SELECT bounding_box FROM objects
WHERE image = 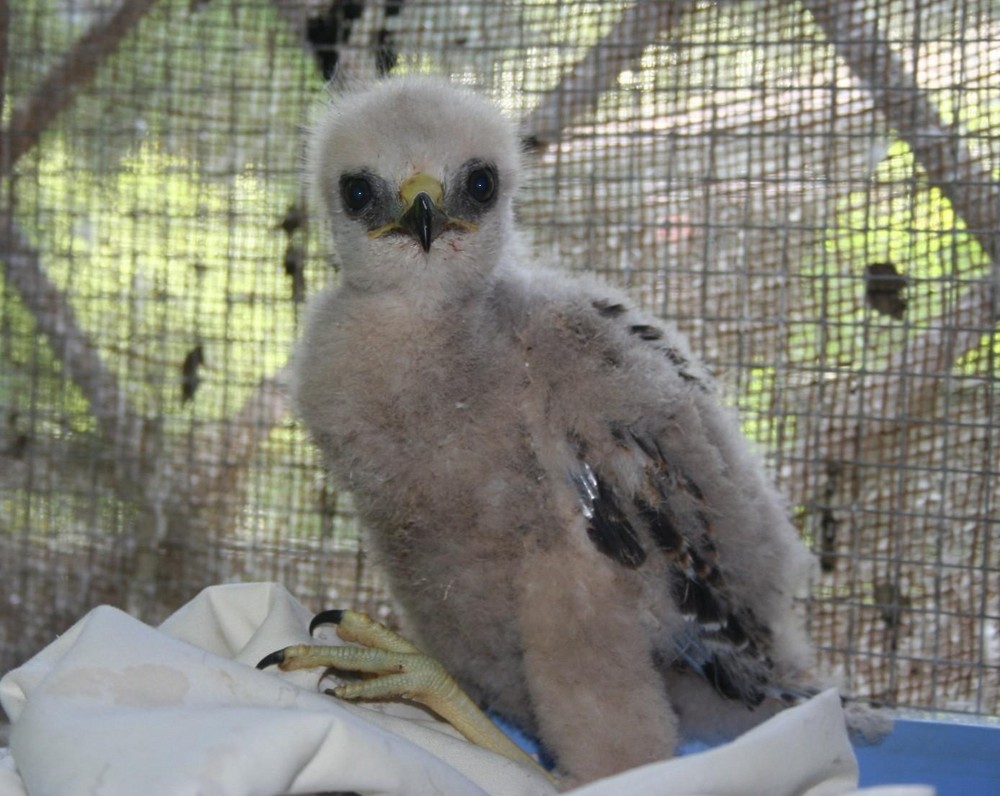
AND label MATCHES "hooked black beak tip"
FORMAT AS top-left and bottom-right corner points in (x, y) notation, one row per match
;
(400, 192), (440, 253)
(415, 193), (433, 252)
